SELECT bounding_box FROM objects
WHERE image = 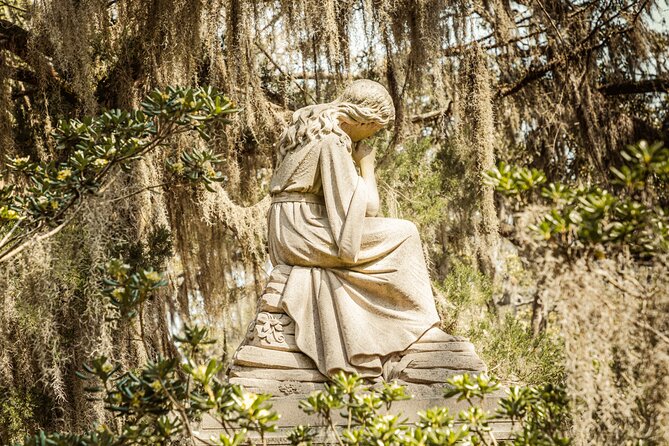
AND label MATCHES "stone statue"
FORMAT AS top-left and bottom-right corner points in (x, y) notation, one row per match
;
(228, 80), (486, 392)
